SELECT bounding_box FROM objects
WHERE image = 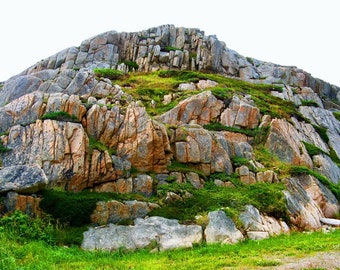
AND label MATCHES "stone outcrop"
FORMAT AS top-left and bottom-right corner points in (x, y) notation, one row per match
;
(81, 216), (203, 251)
(204, 210), (244, 244)
(0, 24), (340, 239)
(0, 165), (48, 194)
(283, 175), (339, 229)
(265, 118), (313, 167)
(4, 192), (42, 218)
(239, 205), (289, 240)
(159, 91), (223, 126)
(220, 95), (261, 129)
(90, 200), (159, 225)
